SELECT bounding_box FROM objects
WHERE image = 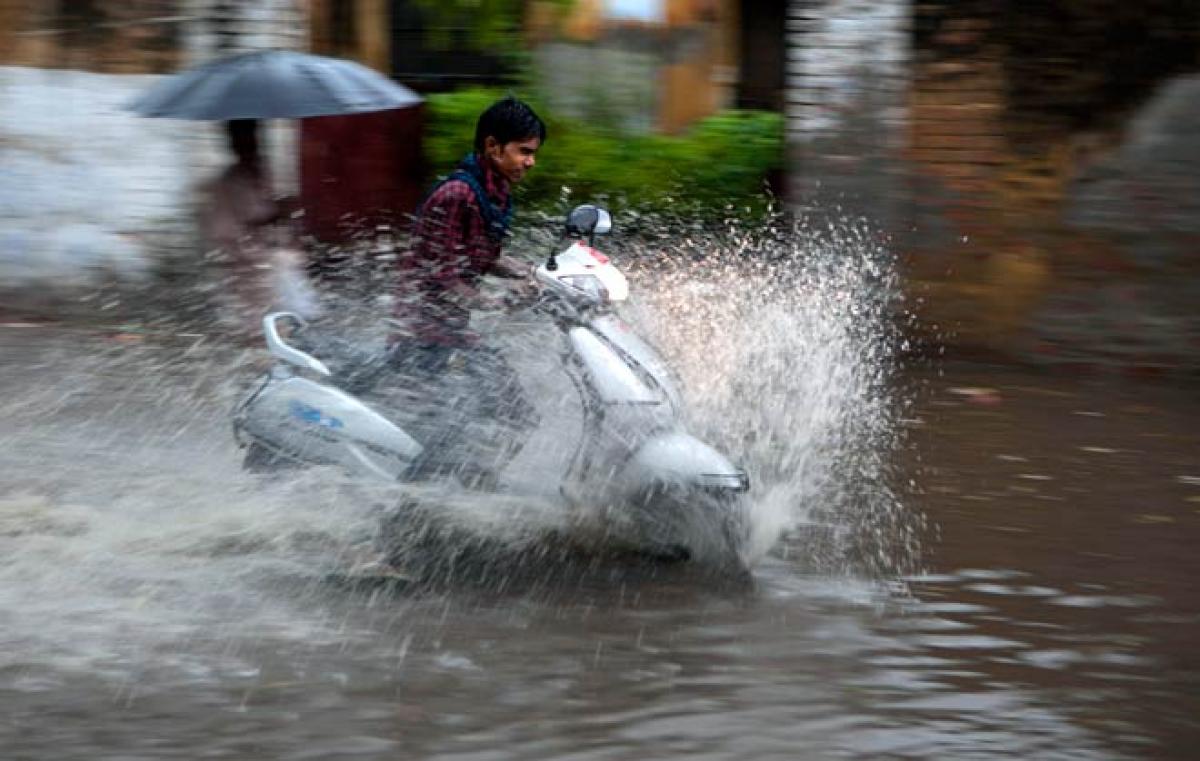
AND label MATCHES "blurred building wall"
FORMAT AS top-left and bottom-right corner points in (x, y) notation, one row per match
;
(784, 0), (910, 229)
(0, 1), (305, 317)
(529, 0), (739, 134)
(784, 0), (1200, 373)
(0, 0), (185, 73)
(307, 0), (390, 73)
(899, 1), (1200, 372)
